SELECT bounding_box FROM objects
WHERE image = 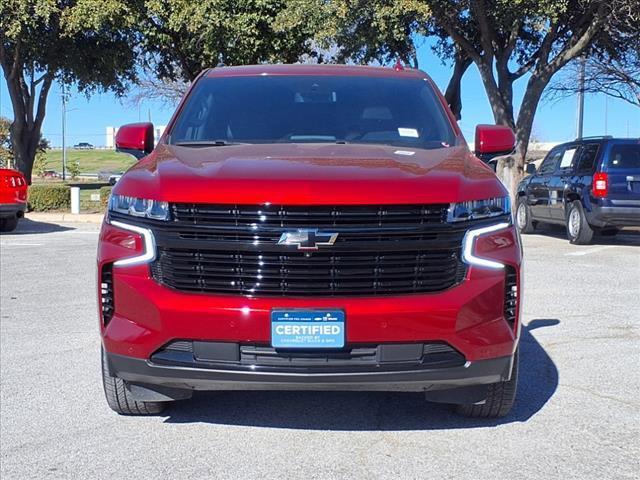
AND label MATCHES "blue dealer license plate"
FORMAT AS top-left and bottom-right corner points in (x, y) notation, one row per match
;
(271, 310), (345, 349)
